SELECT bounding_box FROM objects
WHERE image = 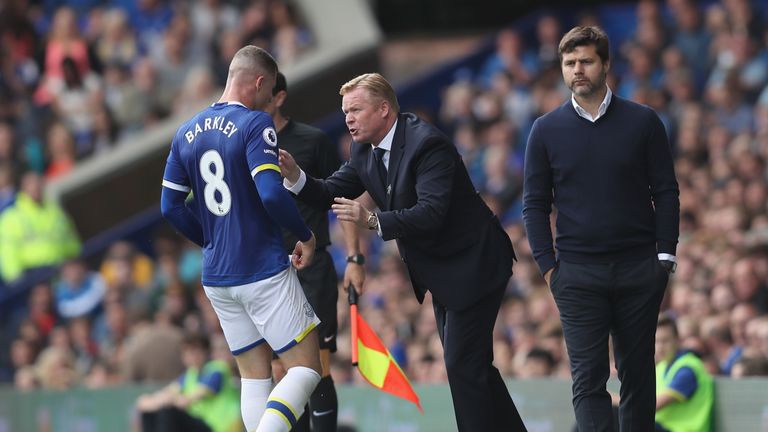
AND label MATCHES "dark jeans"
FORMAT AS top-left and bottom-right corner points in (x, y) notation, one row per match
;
(551, 256), (668, 432)
(141, 406), (212, 432)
